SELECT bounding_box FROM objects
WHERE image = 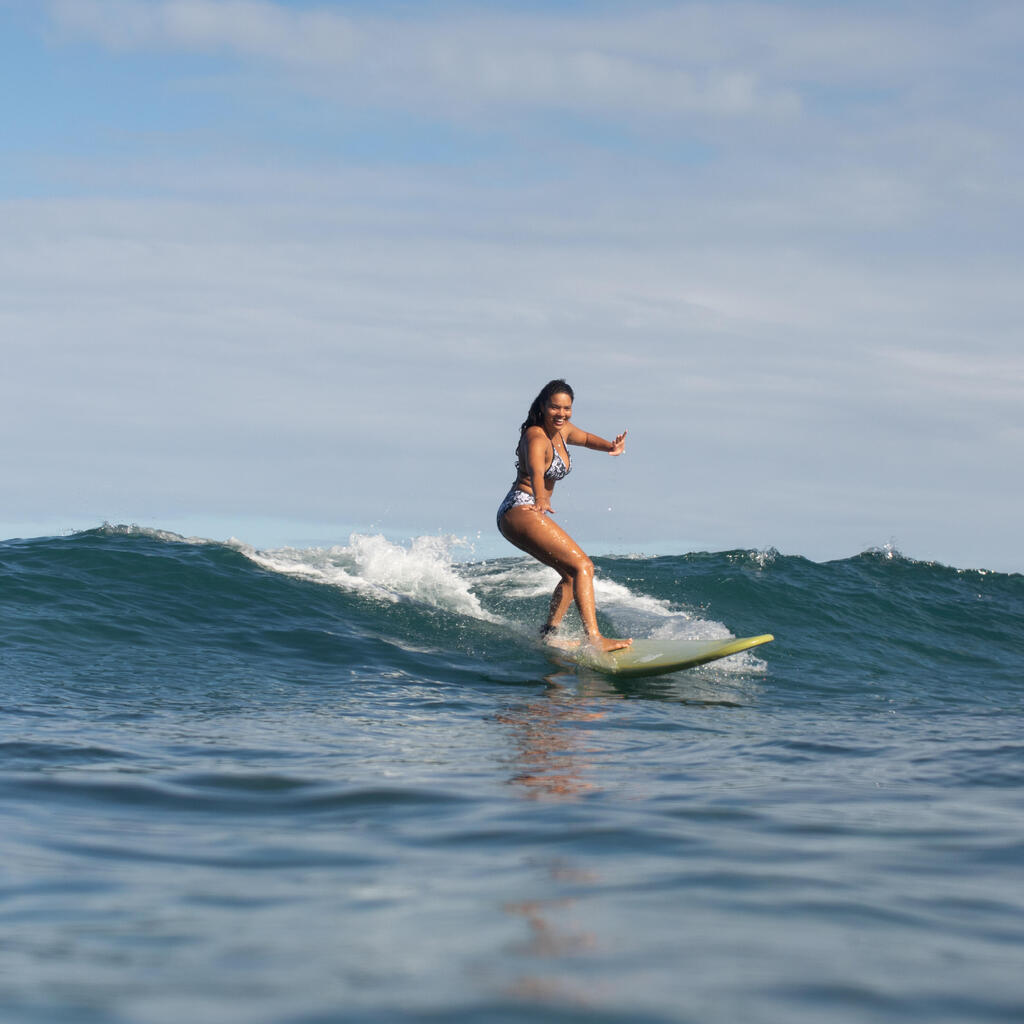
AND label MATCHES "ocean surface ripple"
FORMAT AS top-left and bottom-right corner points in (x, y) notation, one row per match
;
(2, 526), (1023, 1023)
